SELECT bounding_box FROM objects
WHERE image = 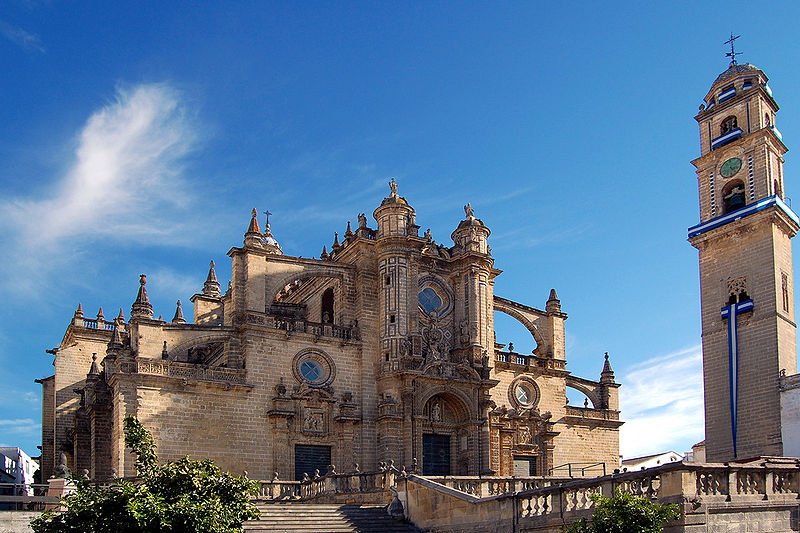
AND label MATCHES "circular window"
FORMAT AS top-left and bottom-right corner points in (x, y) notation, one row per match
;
(293, 349), (334, 387)
(417, 276), (453, 318)
(509, 377), (540, 409)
